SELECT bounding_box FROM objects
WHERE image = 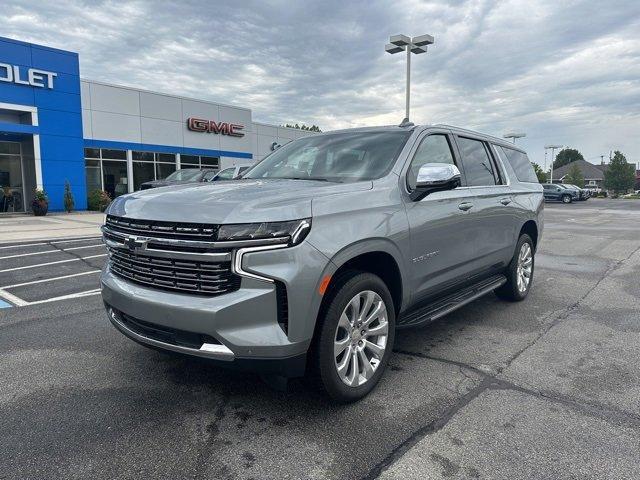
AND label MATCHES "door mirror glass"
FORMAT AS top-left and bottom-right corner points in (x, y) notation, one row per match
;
(411, 163), (461, 201)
